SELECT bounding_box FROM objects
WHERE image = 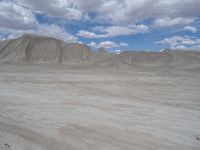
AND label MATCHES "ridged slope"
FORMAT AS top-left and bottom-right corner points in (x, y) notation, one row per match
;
(0, 37), (28, 62)
(0, 34), (200, 68)
(97, 51), (200, 68)
(61, 43), (93, 64)
(0, 34), (94, 64)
